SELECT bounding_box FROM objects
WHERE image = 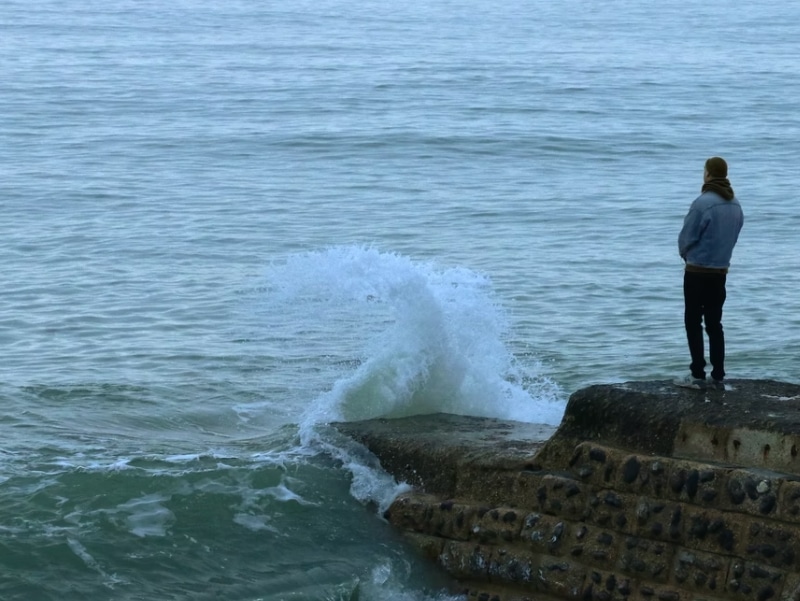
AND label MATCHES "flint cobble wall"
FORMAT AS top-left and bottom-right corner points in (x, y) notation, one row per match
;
(385, 440), (800, 601)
